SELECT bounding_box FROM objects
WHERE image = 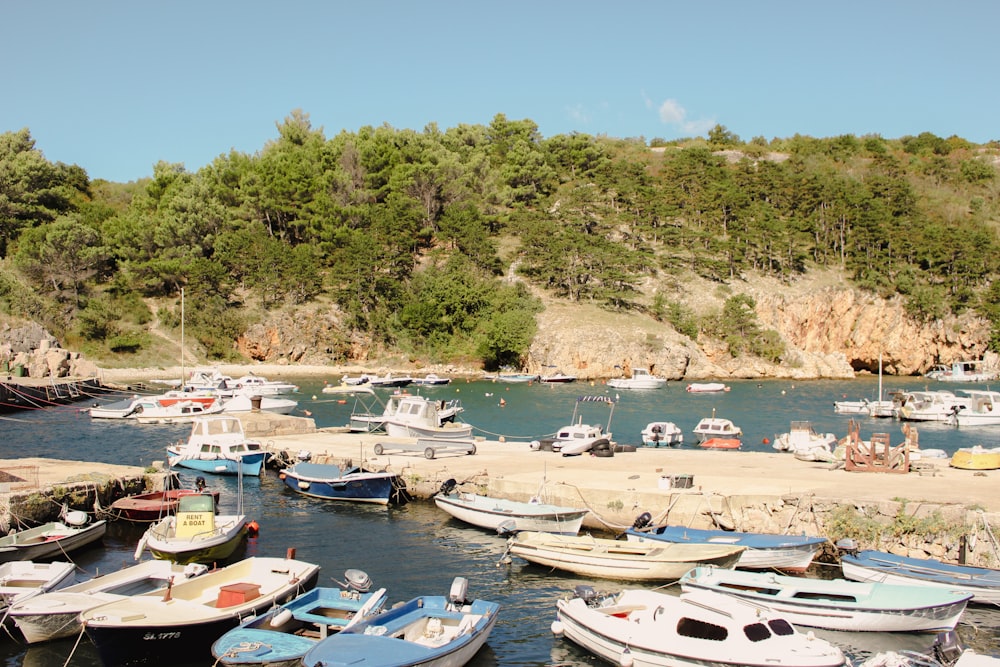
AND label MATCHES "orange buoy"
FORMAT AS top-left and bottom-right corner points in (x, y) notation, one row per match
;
(762, 437), (770, 445)
(247, 520), (260, 538)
